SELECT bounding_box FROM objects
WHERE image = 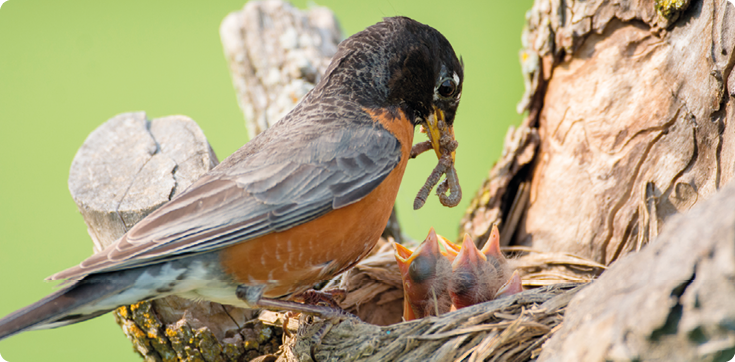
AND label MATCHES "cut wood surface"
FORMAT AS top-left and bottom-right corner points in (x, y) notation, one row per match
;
(68, 112), (218, 253)
(69, 112), (278, 361)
